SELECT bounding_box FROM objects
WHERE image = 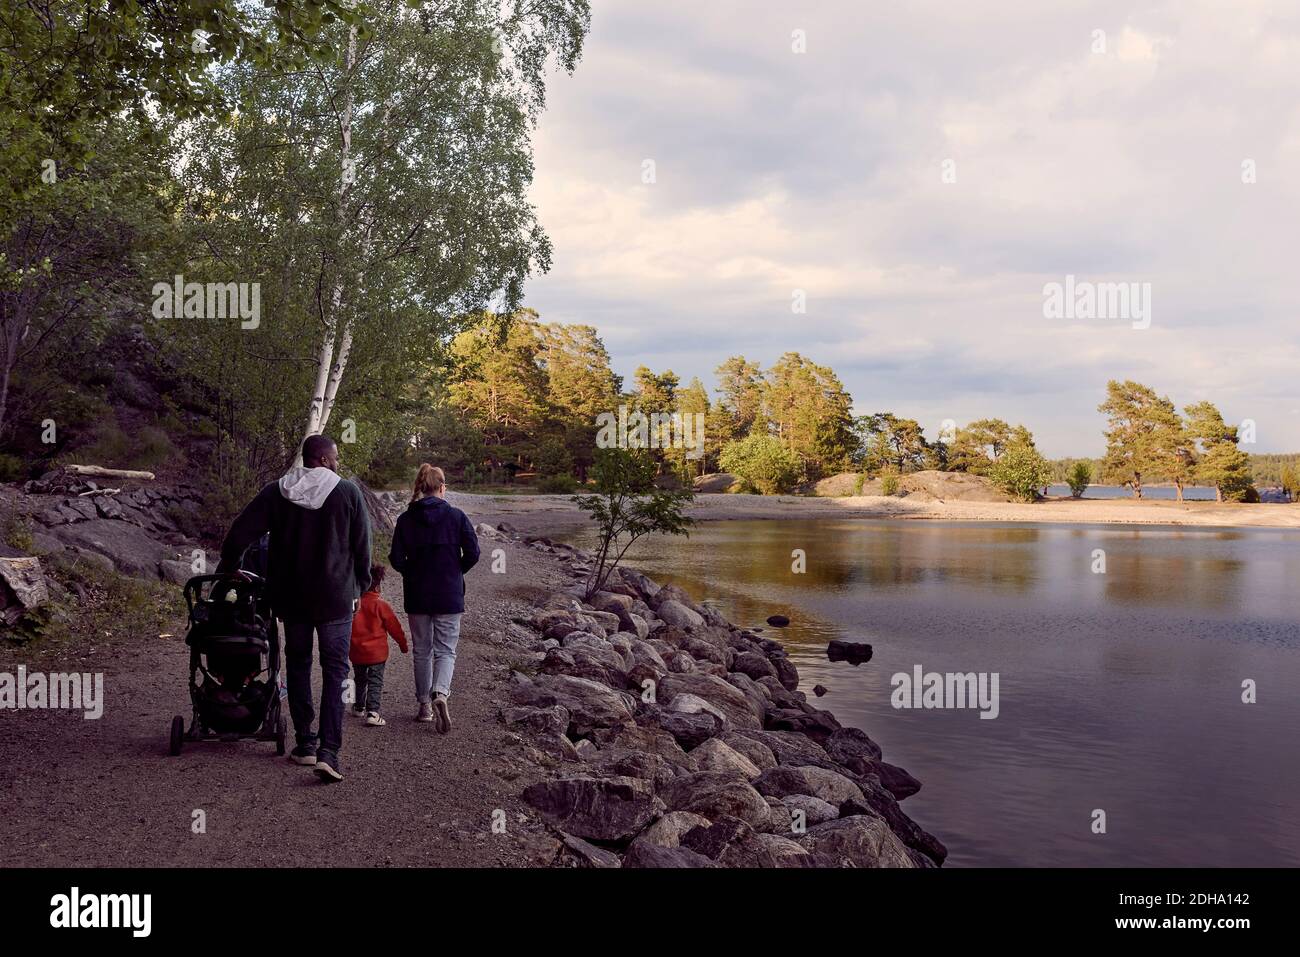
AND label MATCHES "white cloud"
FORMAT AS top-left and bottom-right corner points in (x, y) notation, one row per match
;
(525, 0), (1300, 455)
